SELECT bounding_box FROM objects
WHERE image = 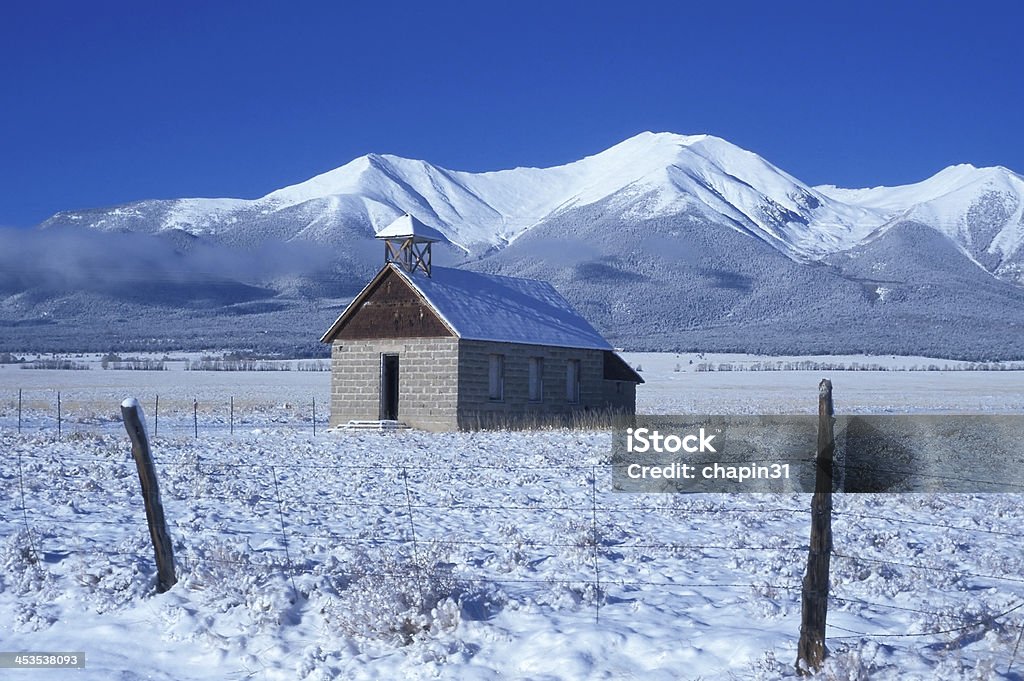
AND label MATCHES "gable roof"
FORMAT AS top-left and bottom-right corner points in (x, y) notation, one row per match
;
(321, 263), (613, 351)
